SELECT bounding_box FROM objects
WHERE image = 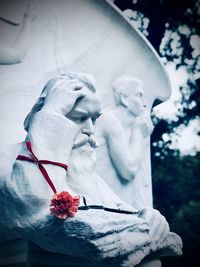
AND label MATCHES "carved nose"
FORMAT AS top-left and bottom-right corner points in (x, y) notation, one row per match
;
(81, 119), (94, 136)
